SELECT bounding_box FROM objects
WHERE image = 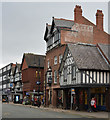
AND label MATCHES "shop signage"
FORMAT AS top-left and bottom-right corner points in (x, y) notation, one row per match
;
(71, 88), (75, 94)
(26, 92), (29, 95)
(36, 81), (41, 85)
